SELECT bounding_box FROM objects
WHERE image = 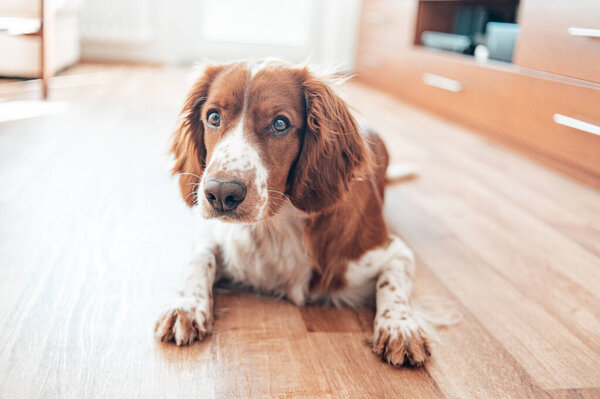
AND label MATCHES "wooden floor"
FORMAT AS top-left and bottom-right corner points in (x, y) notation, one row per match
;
(1, 64), (599, 398)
